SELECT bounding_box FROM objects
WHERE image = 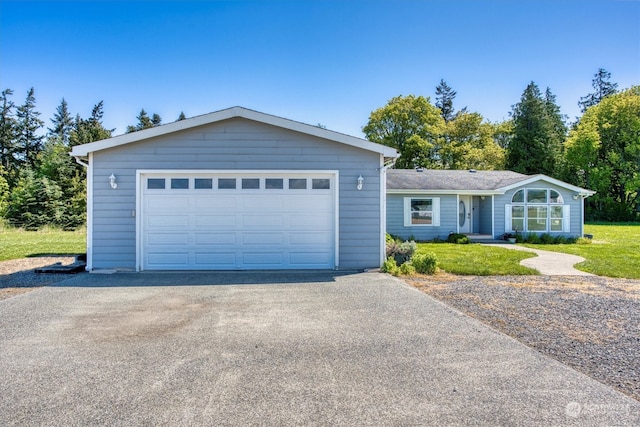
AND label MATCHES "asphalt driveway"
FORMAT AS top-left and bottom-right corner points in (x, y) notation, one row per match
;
(1, 271), (638, 426)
